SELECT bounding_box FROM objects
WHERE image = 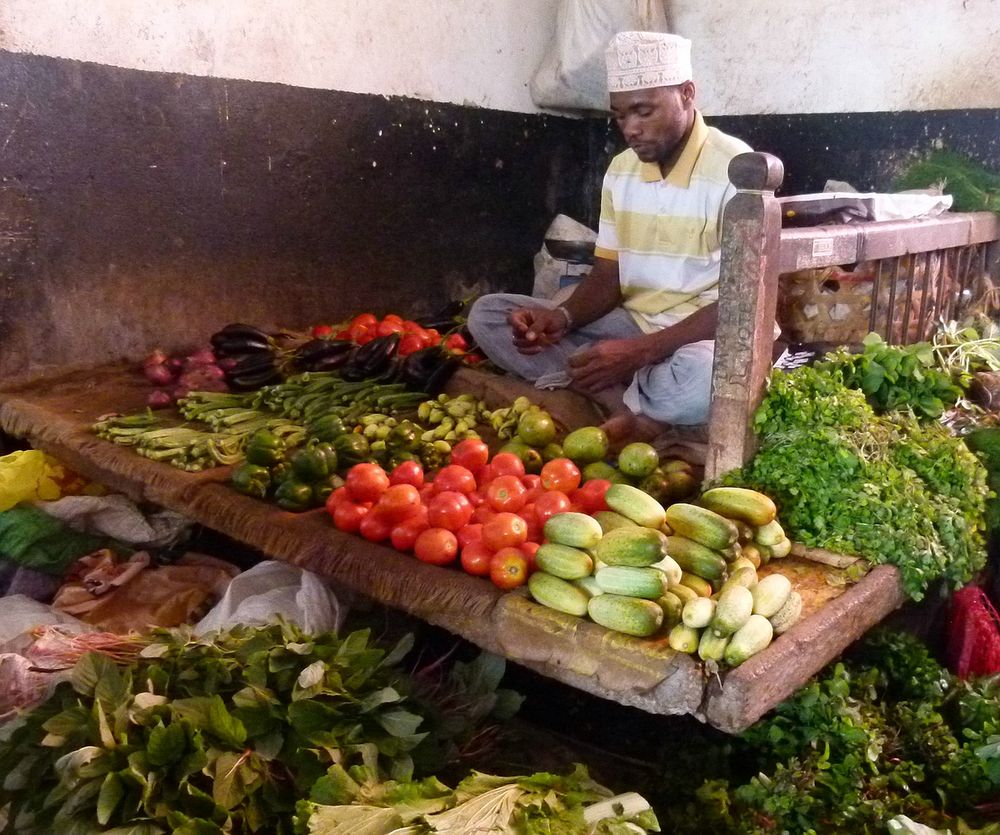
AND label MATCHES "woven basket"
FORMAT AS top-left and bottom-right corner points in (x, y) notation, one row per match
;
(776, 256), (950, 345)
